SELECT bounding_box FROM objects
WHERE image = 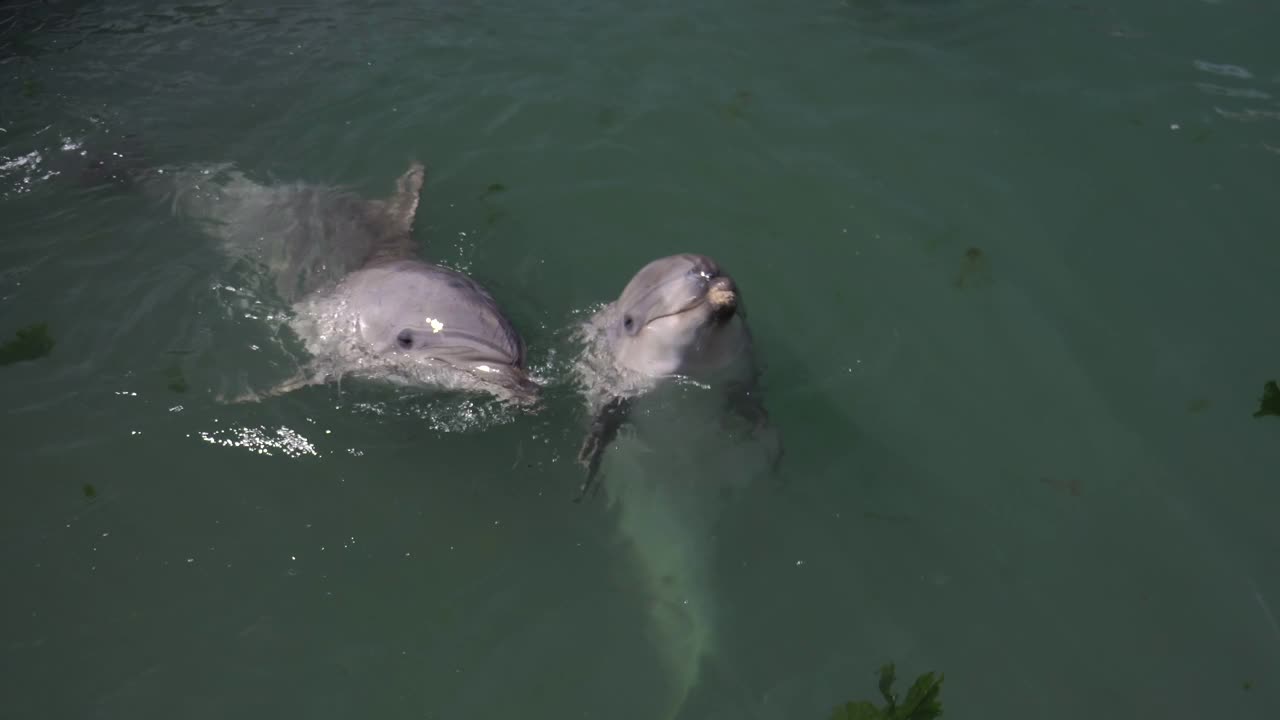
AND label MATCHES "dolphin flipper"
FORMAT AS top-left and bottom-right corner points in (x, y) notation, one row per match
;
(575, 395), (633, 502)
(216, 368), (327, 404)
(724, 378), (784, 478)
